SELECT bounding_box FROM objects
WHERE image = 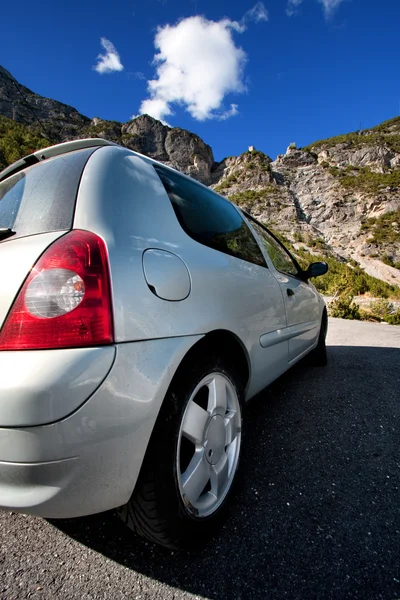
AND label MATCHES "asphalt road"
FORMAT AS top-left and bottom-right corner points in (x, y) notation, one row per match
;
(1, 318), (400, 600)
